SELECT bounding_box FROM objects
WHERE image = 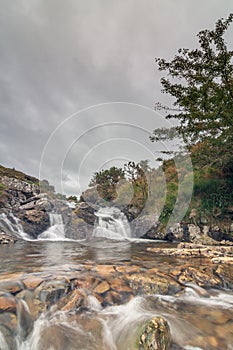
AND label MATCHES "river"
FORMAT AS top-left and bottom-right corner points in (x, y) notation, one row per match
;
(0, 209), (233, 349)
(0, 239), (233, 349)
